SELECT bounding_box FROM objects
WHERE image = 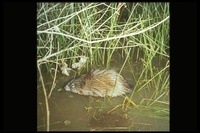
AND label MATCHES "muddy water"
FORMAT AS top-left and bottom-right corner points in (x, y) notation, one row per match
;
(37, 56), (169, 131)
